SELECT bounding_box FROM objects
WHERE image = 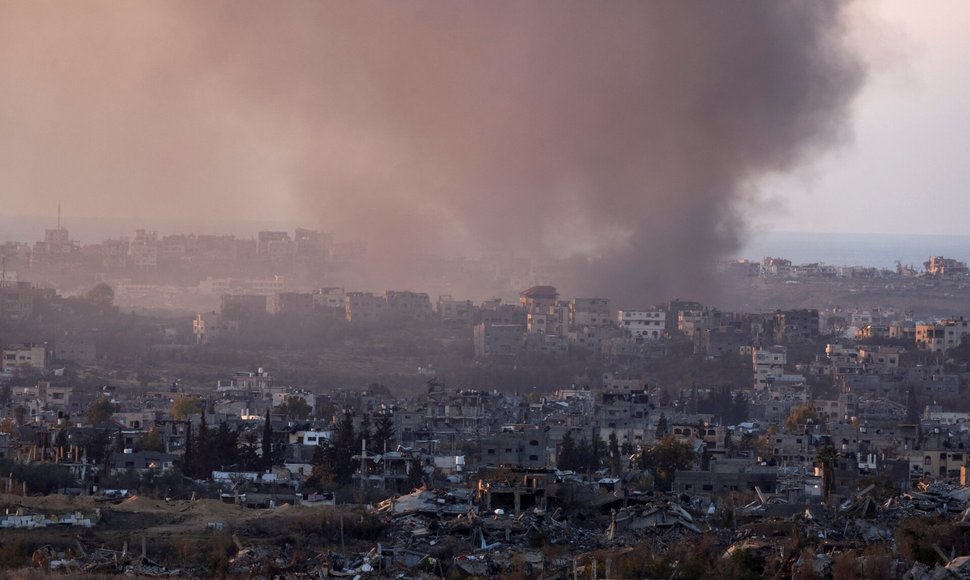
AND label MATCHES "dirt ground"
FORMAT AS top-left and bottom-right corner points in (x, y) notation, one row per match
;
(0, 493), (344, 558)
